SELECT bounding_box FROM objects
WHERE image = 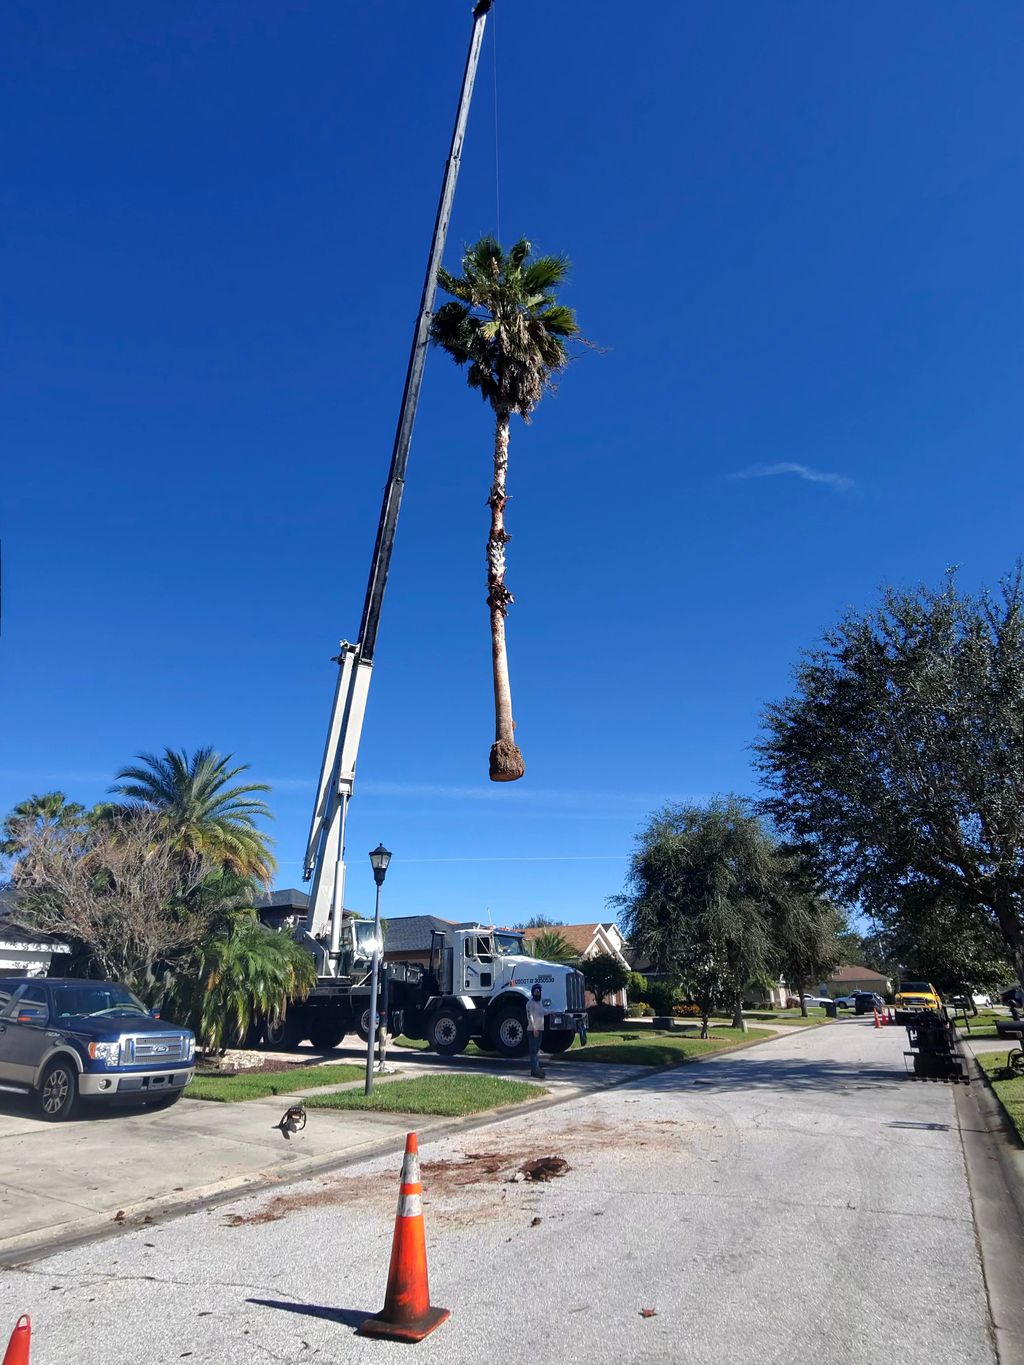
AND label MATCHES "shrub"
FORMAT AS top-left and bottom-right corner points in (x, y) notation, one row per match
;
(632, 1002), (654, 1017)
(588, 1003), (627, 1025)
(626, 971), (650, 1002)
(646, 981), (676, 1016)
(673, 1002), (701, 1017)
